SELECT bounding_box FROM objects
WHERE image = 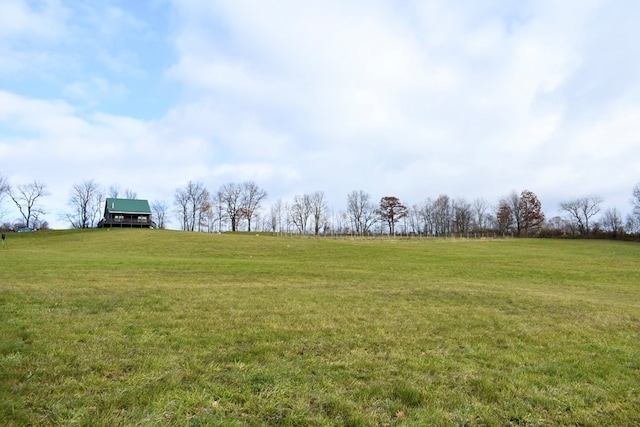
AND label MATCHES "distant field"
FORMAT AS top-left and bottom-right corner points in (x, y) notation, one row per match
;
(1, 229), (639, 426)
